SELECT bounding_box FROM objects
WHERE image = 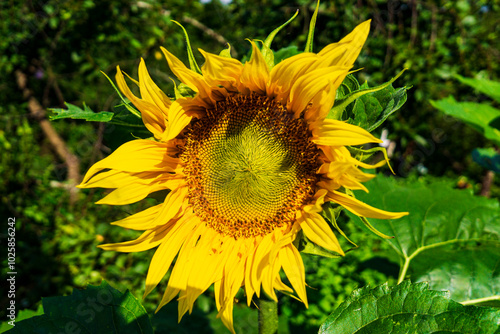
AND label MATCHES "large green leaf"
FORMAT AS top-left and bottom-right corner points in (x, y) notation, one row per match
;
(454, 74), (500, 104)
(345, 176), (500, 306)
(49, 102), (114, 122)
(319, 281), (500, 334)
(6, 281), (153, 334)
(430, 96), (500, 145)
